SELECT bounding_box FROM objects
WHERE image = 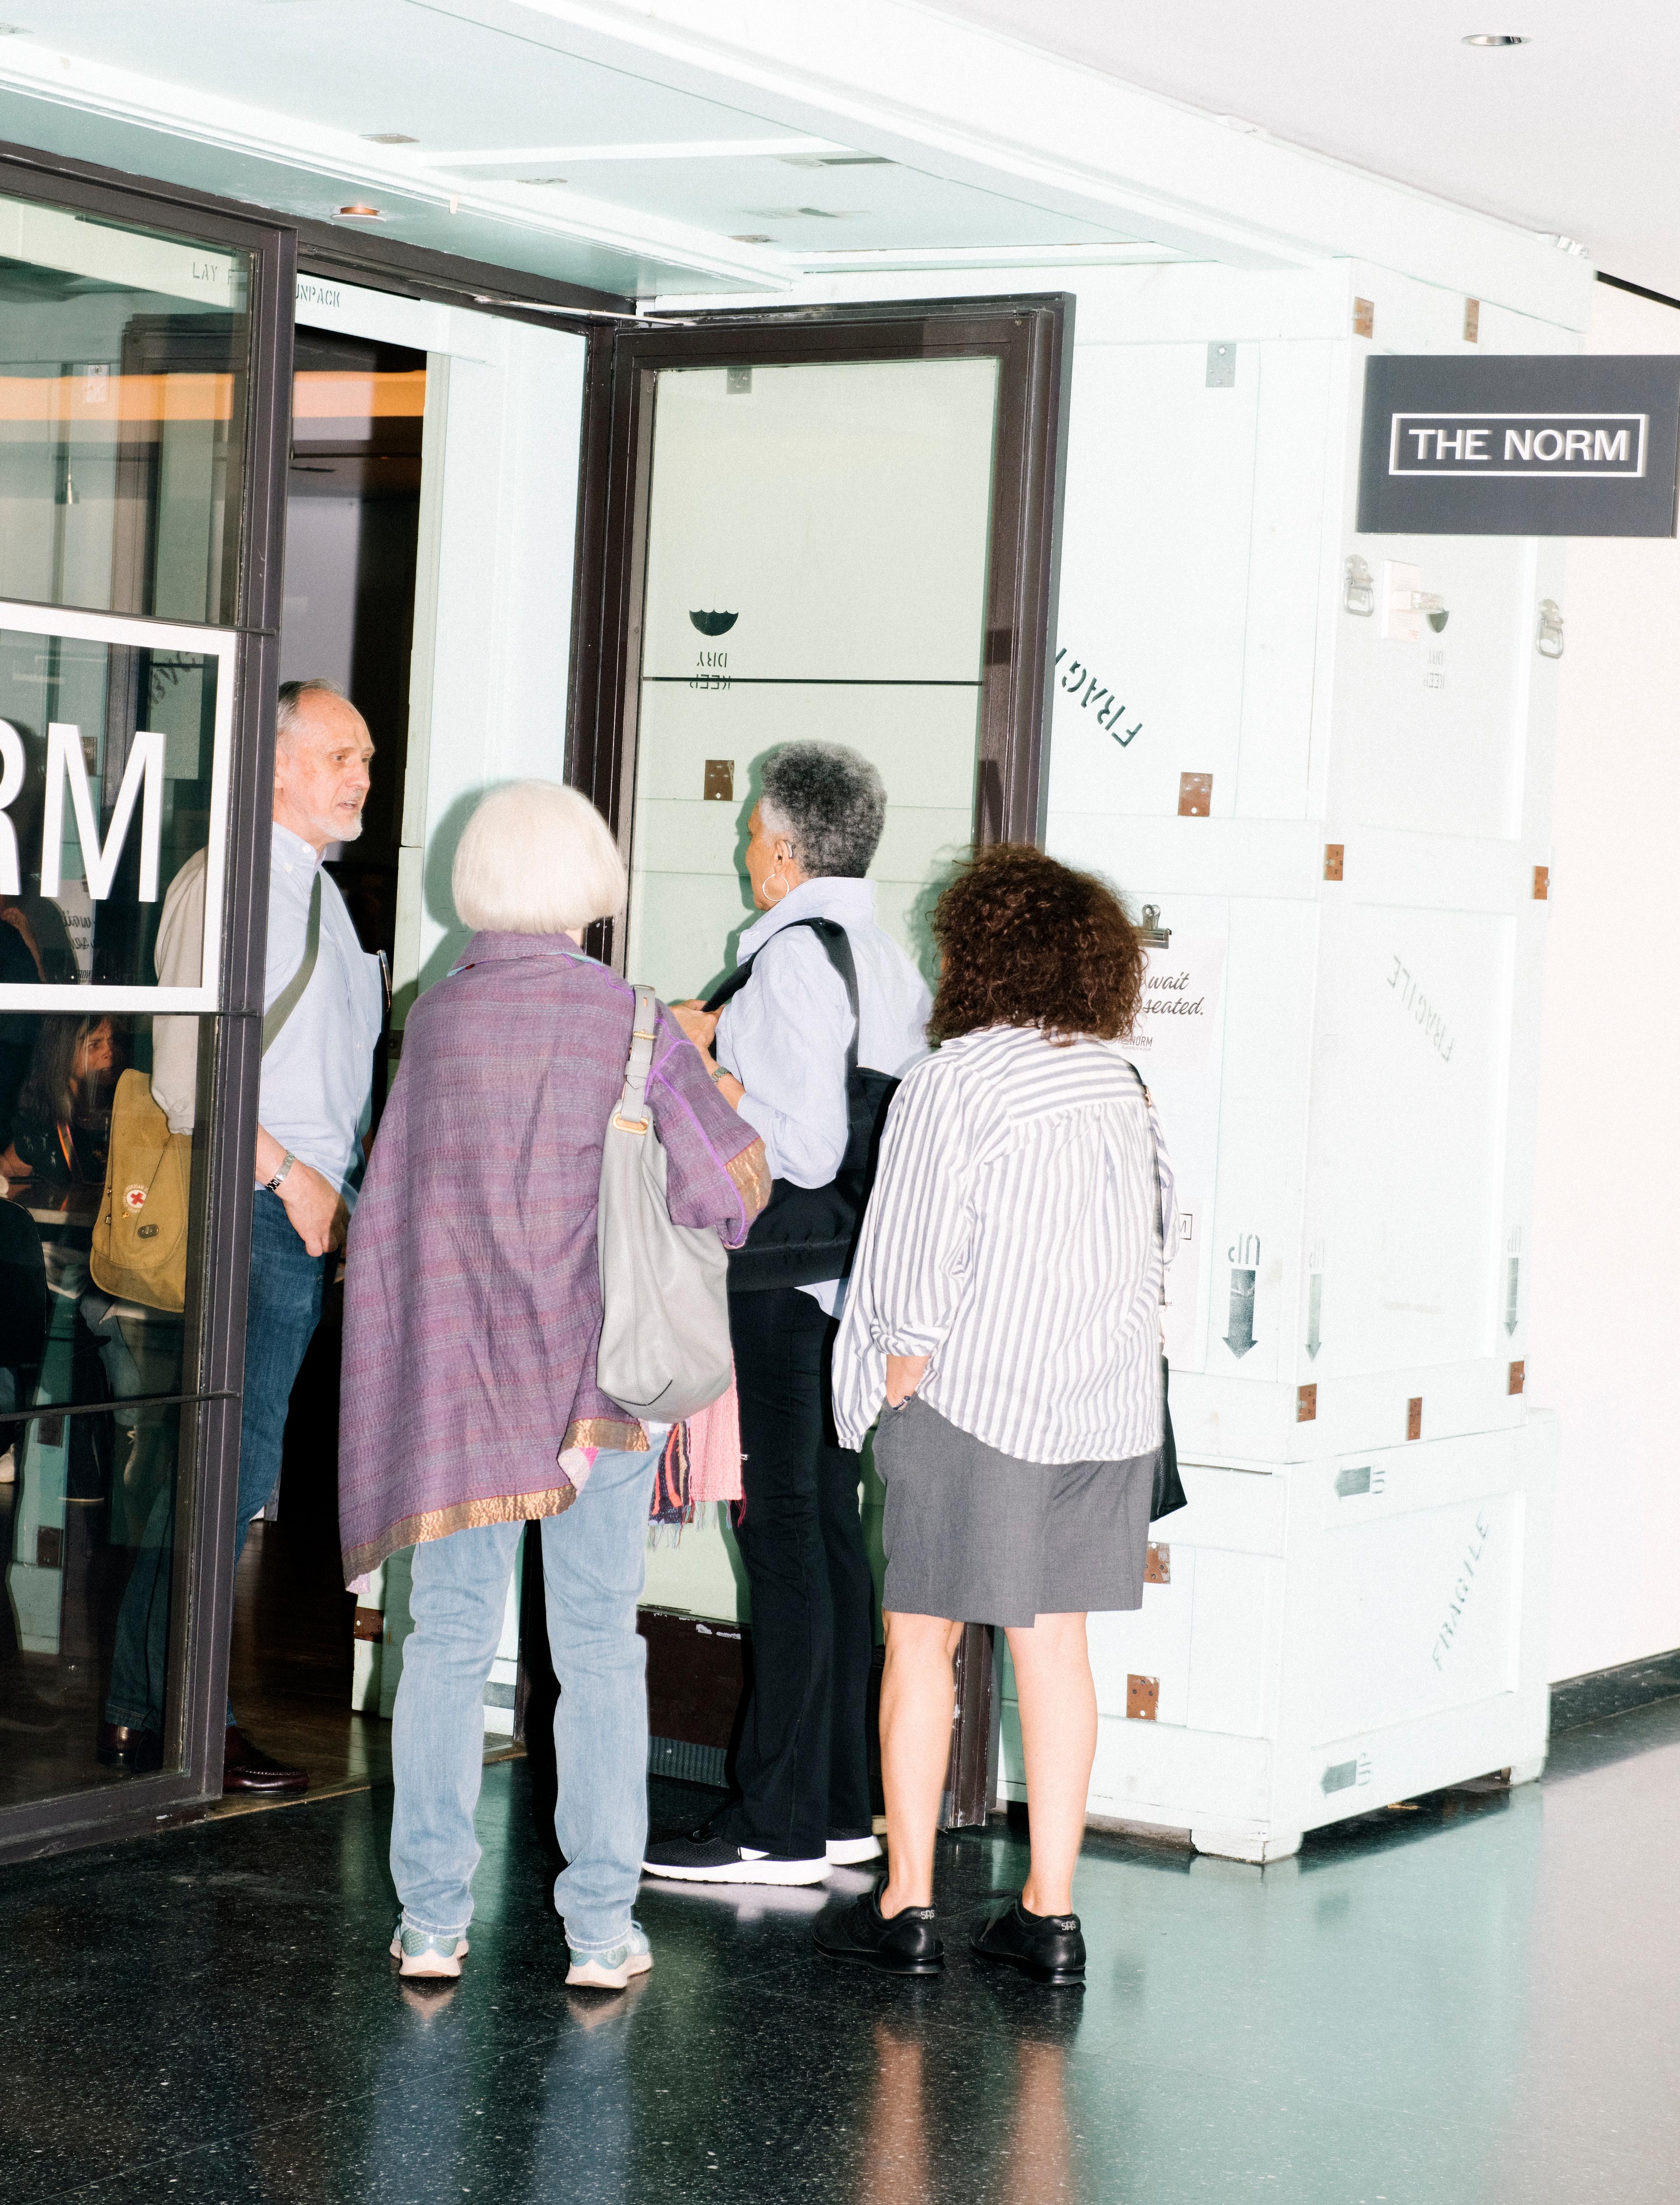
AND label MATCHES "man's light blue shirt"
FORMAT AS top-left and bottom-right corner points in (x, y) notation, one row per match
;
(260, 826), (383, 1198)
